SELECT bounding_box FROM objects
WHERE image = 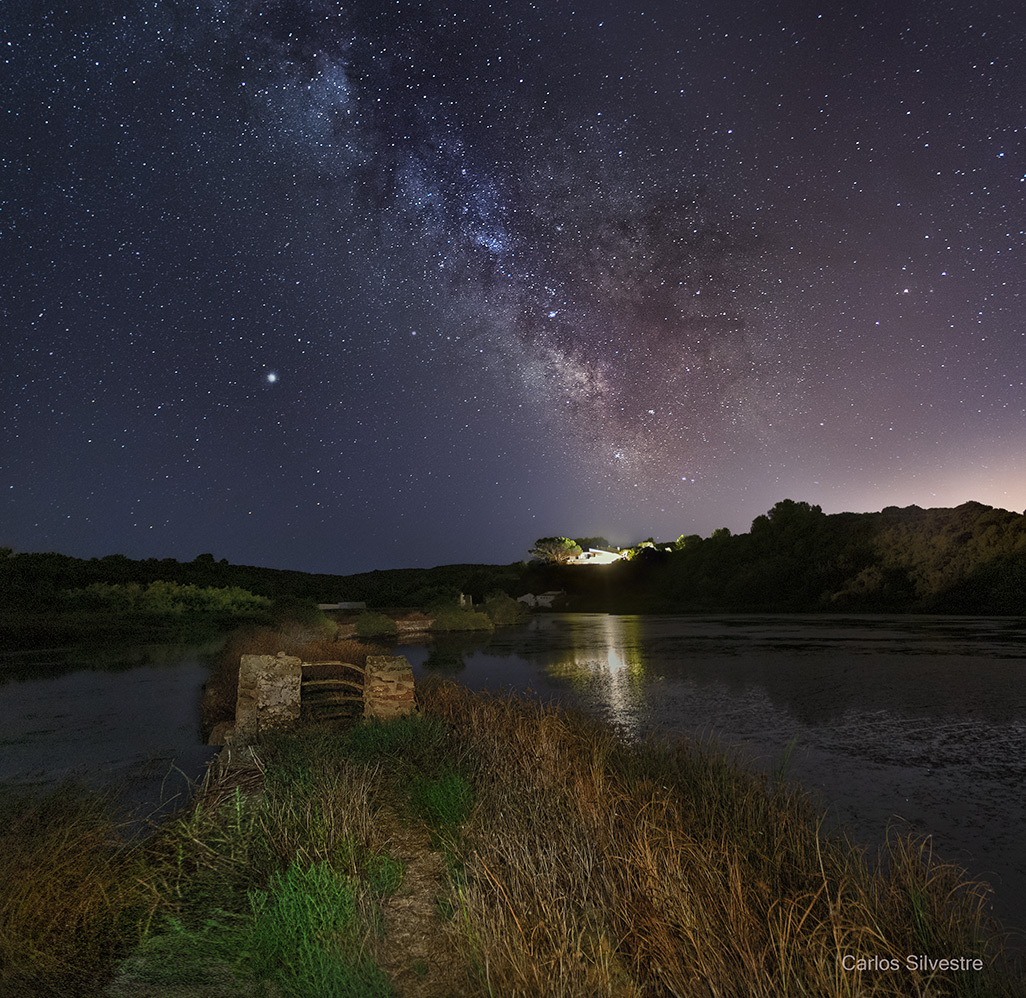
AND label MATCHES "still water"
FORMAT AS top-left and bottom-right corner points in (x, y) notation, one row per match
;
(399, 613), (1026, 939)
(0, 643), (220, 817)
